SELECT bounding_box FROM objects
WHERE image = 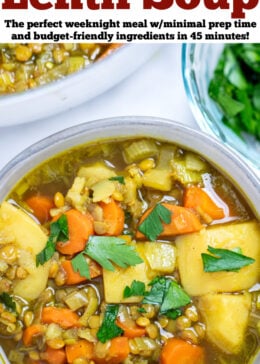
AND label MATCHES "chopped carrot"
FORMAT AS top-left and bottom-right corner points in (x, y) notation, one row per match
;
(41, 307), (81, 329)
(160, 338), (206, 364)
(26, 195), (54, 224)
(108, 337), (130, 364)
(65, 340), (94, 363)
(23, 324), (45, 347)
(41, 346), (66, 364)
(184, 186), (226, 220)
(136, 203), (202, 239)
(99, 199), (125, 236)
(55, 209), (94, 255)
(116, 318), (146, 338)
(94, 337), (130, 364)
(61, 259), (102, 285)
